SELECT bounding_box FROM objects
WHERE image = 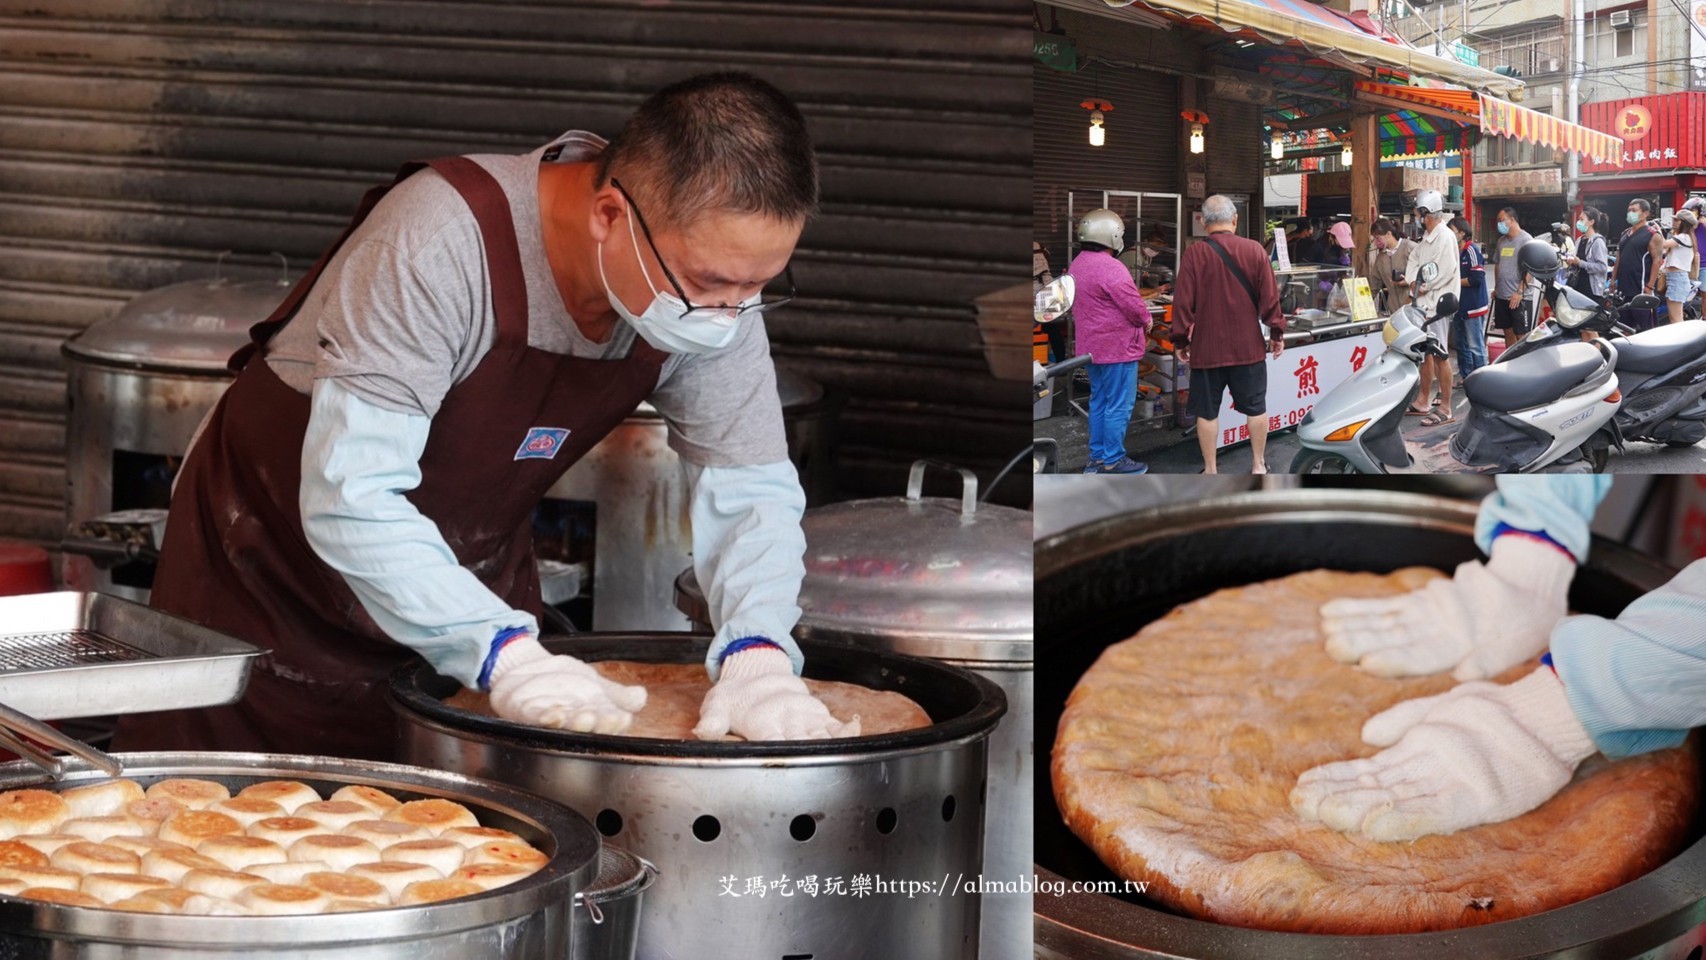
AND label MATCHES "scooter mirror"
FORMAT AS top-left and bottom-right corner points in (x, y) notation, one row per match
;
(1434, 293), (1459, 318)
(1629, 293), (1663, 311)
(1035, 275), (1075, 325)
(1417, 262), (1439, 283)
